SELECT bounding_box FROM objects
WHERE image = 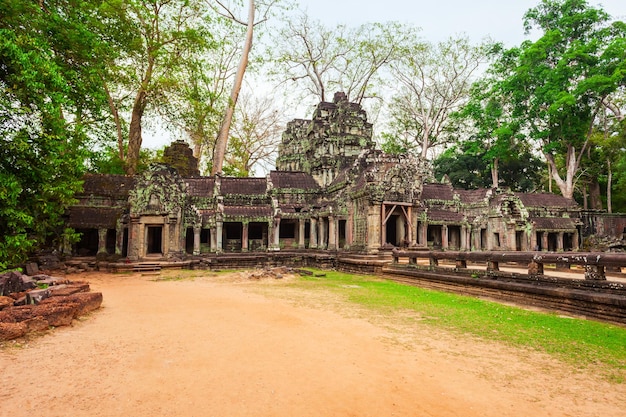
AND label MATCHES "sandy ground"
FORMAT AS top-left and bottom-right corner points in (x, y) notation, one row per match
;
(1, 270), (625, 417)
